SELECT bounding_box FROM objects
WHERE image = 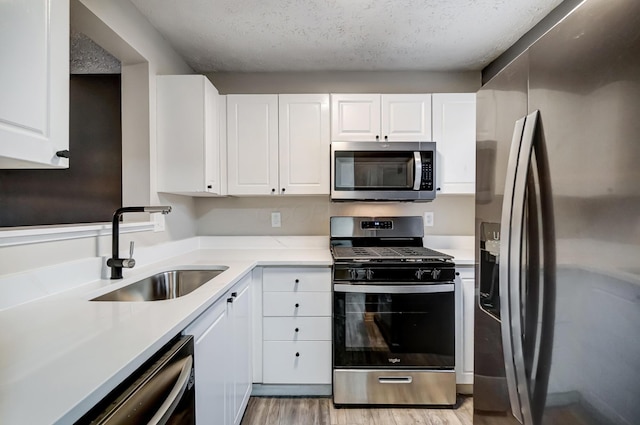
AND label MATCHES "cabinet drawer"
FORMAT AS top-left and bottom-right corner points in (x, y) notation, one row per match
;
(263, 267), (330, 292)
(263, 292), (331, 317)
(456, 266), (474, 280)
(263, 341), (331, 384)
(263, 317), (331, 341)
